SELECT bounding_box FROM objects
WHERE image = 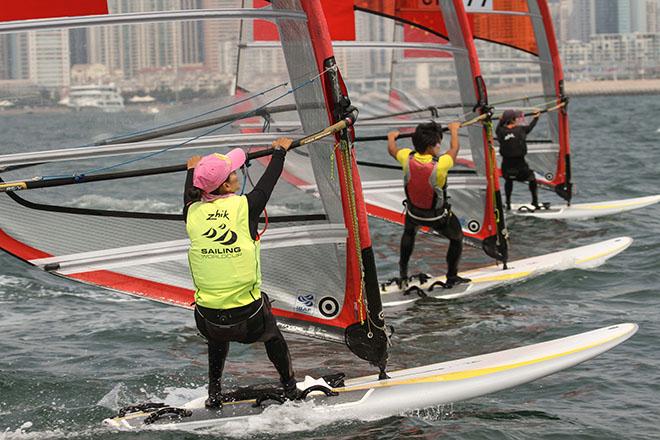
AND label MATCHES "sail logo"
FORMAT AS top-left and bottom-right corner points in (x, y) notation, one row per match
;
(417, 0), (493, 12)
(296, 294), (315, 314)
(206, 209), (229, 221)
(297, 294), (314, 307)
(202, 224), (238, 245)
(504, 133), (516, 141)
